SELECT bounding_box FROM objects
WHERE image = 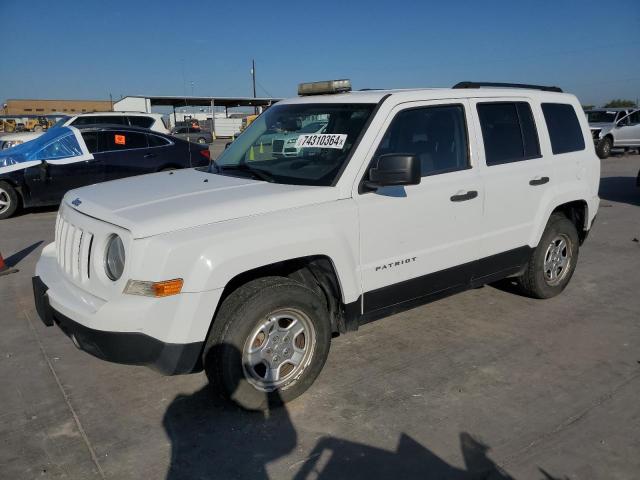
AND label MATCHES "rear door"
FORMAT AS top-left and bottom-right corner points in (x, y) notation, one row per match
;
(471, 98), (552, 272)
(97, 129), (152, 181)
